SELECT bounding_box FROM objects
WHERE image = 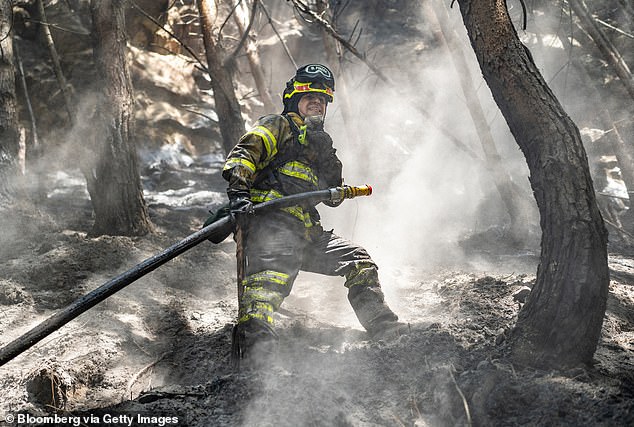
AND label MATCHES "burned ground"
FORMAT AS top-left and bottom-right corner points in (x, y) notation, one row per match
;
(0, 161), (633, 427)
